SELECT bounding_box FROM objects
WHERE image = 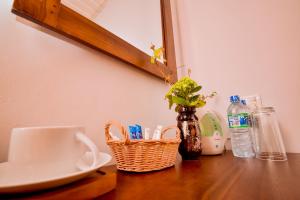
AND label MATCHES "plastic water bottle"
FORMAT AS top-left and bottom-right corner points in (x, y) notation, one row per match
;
(227, 95), (255, 158)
